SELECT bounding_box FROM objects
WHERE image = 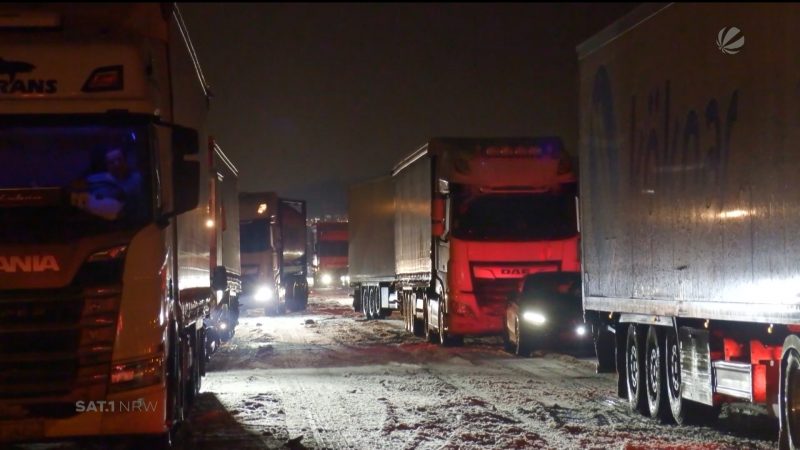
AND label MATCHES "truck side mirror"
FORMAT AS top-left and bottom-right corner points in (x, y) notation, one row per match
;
(172, 125), (200, 215)
(212, 265), (228, 291)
